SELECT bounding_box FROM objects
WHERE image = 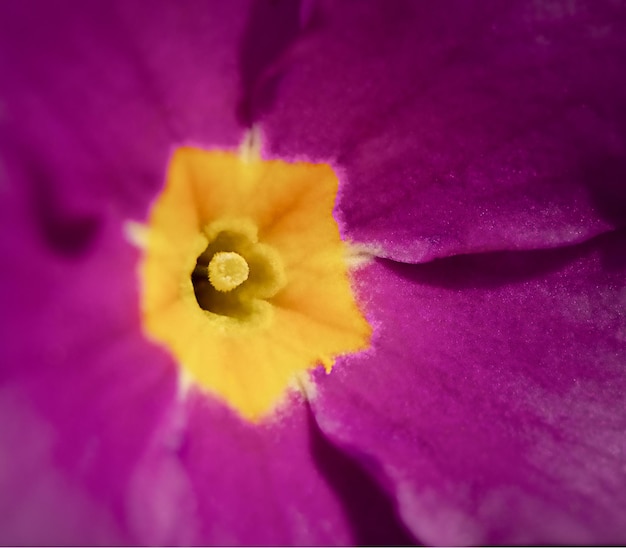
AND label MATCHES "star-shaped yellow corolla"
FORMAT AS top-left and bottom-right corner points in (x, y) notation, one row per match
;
(137, 140), (371, 421)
